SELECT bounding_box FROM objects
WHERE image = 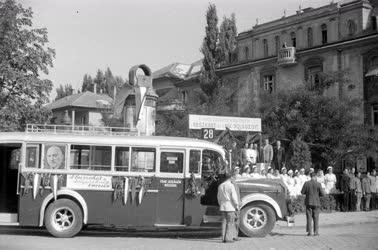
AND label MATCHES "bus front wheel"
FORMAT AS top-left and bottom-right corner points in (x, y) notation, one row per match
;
(44, 198), (83, 238)
(239, 203), (276, 237)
